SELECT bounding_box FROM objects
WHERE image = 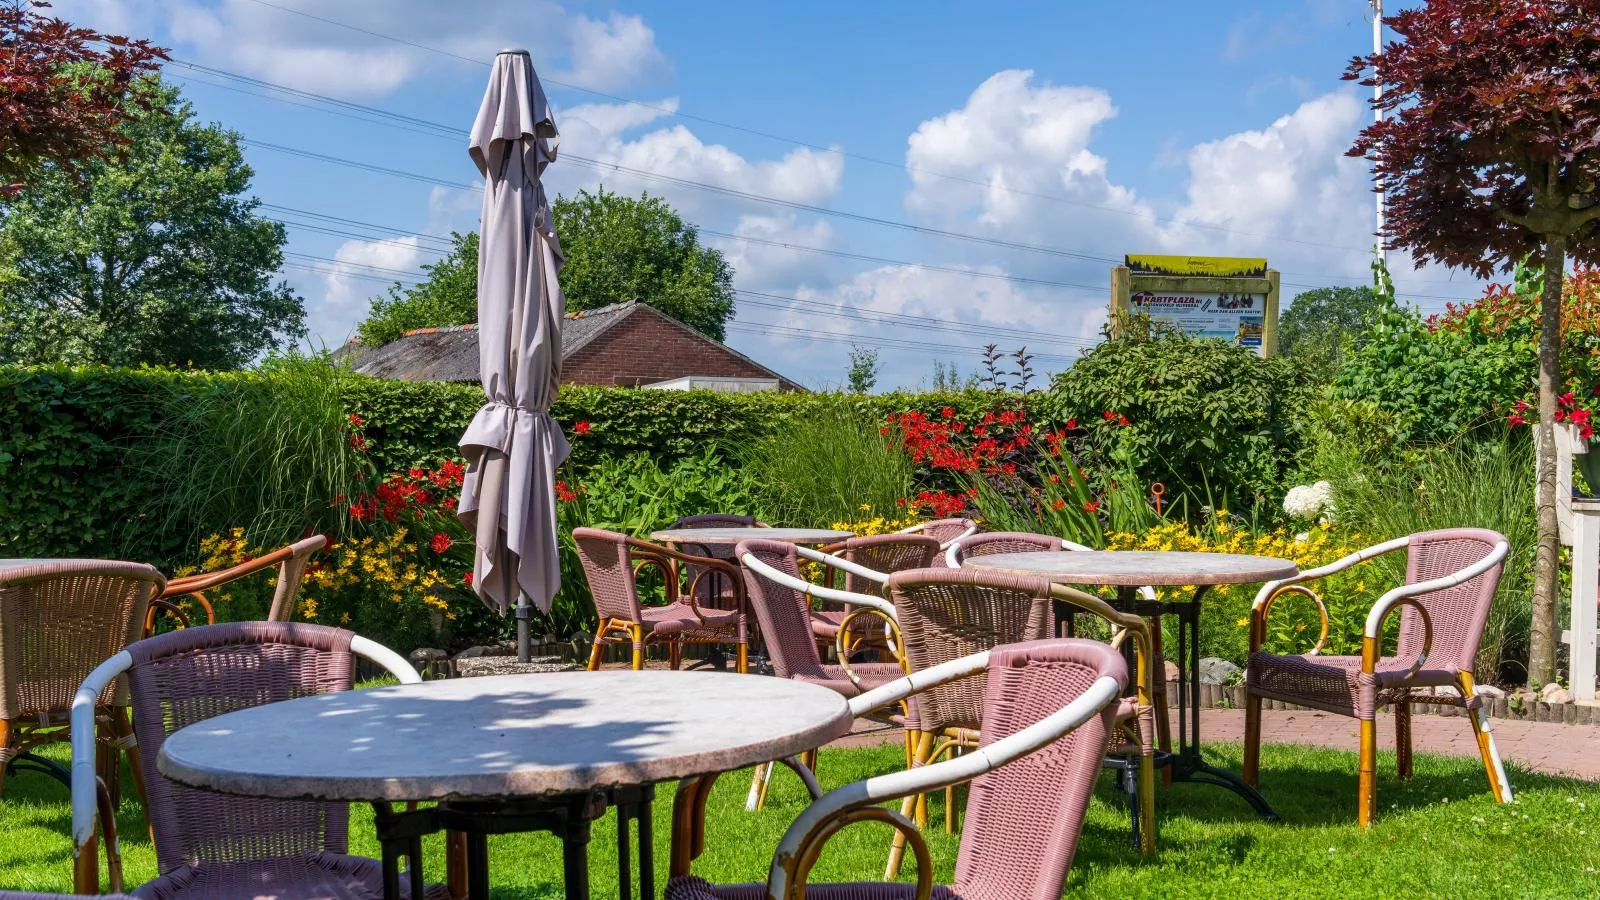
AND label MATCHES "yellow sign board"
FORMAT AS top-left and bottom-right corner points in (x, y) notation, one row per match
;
(1125, 254), (1268, 278)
